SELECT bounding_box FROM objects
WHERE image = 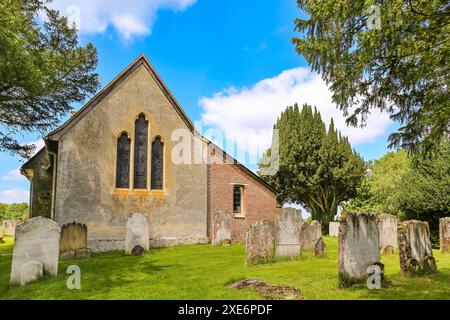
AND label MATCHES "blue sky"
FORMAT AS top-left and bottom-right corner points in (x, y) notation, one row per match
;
(0, 0), (398, 203)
